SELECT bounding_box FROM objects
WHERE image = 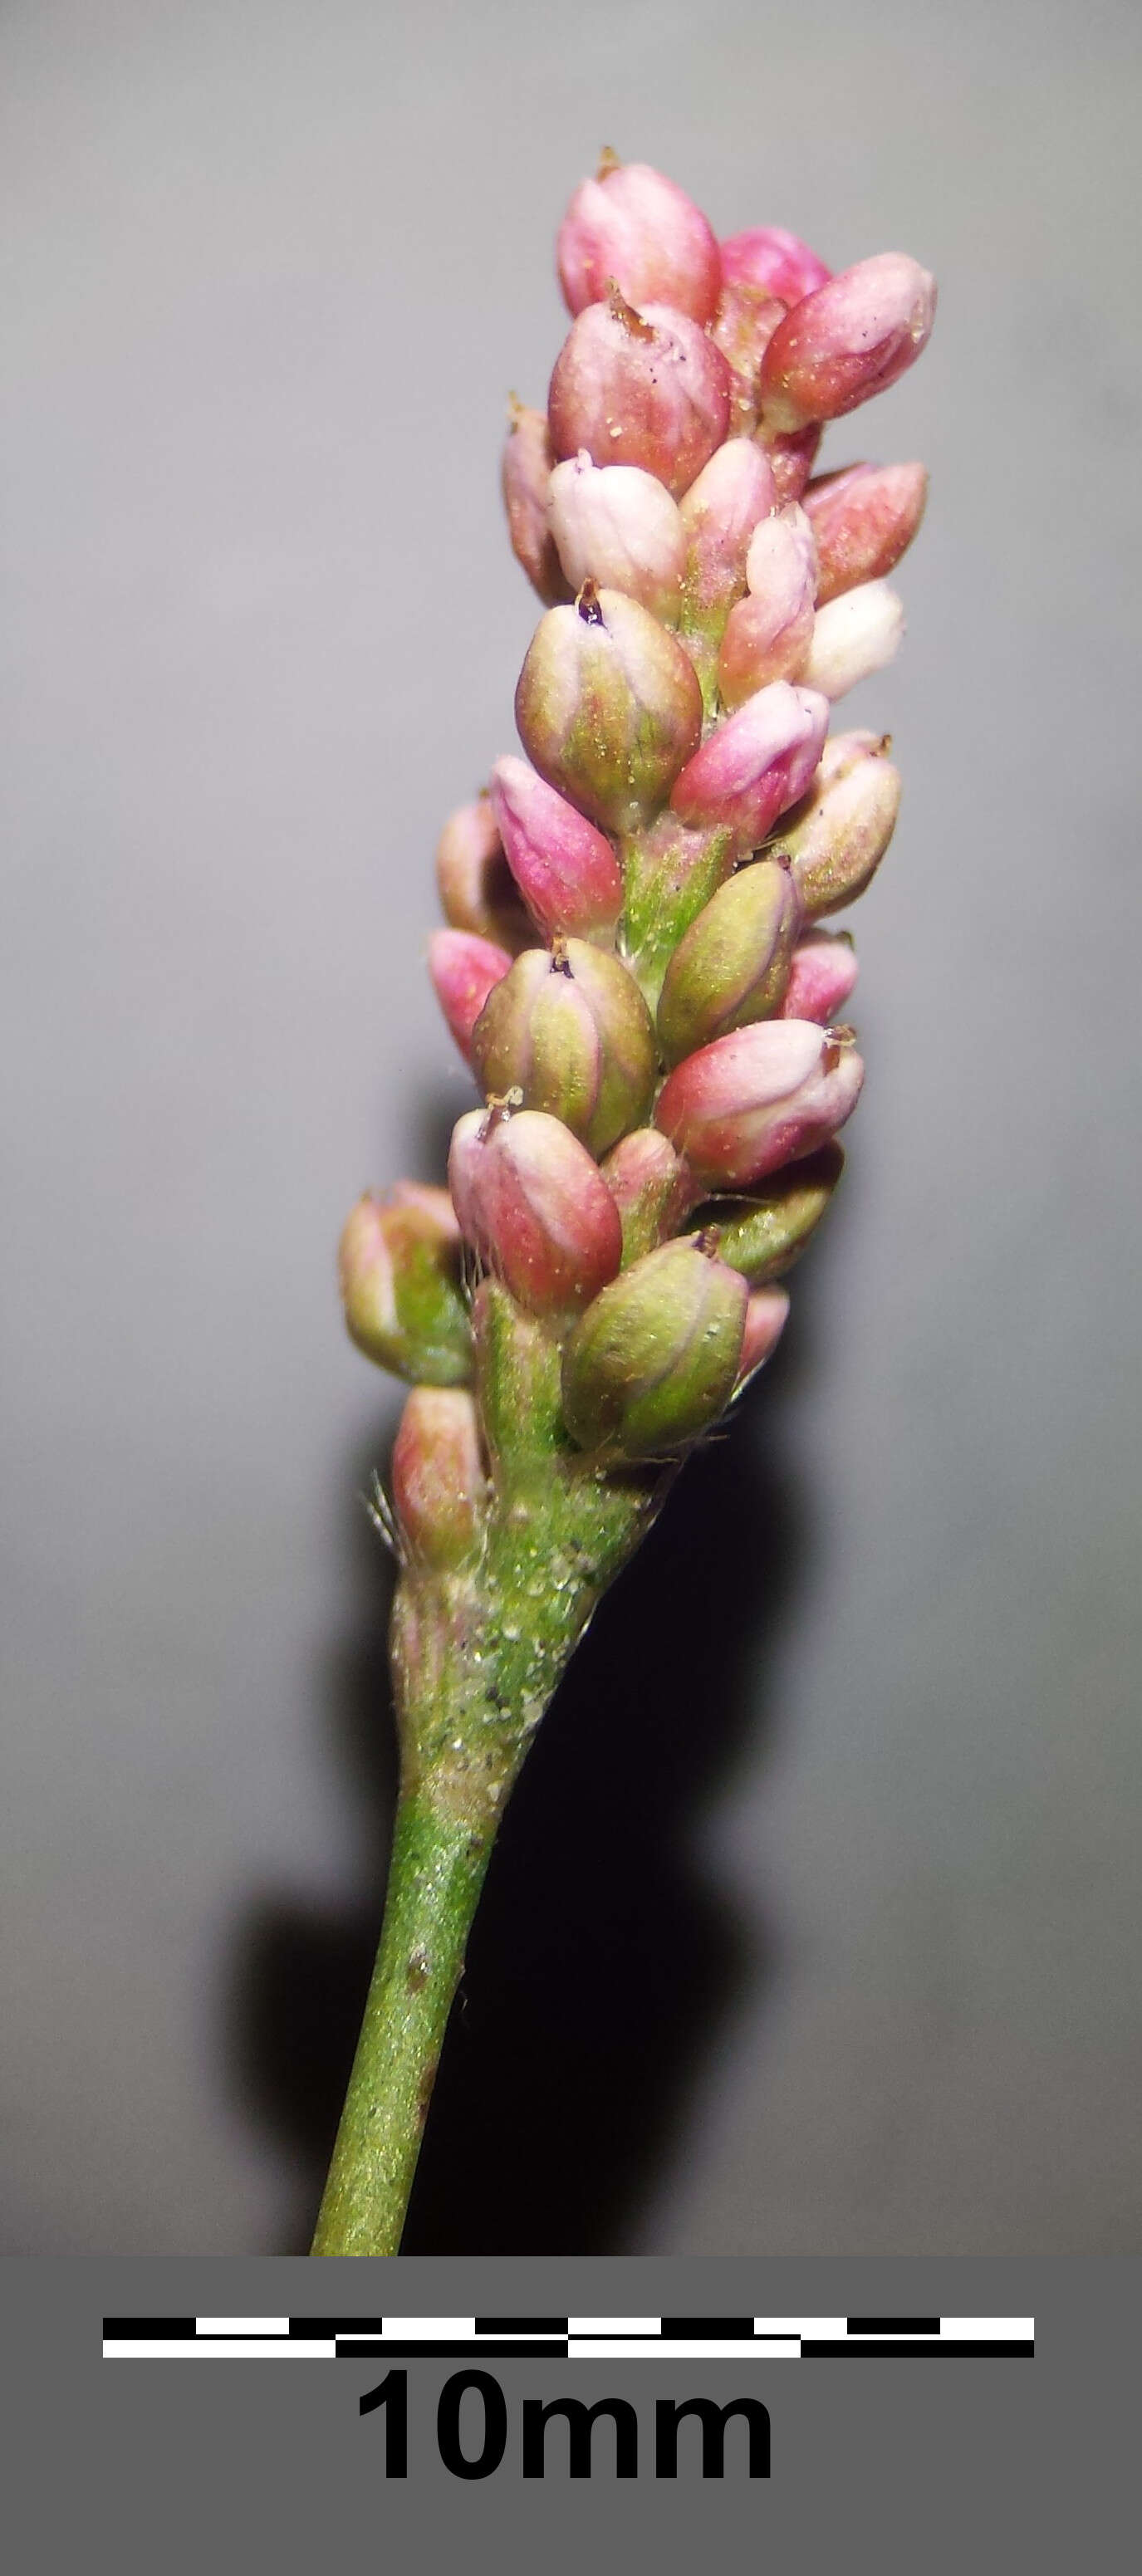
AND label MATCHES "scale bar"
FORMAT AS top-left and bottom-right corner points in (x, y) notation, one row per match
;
(103, 2313), (1037, 2364)
(848, 2318), (939, 2335)
(336, 2339), (569, 2363)
(106, 2340), (336, 2361)
(474, 2318), (568, 2336)
(803, 2339), (1034, 2359)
